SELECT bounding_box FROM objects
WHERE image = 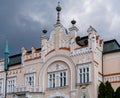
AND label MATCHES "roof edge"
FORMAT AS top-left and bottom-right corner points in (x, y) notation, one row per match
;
(104, 39), (120, 48)
(103, 49), (120, 54)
